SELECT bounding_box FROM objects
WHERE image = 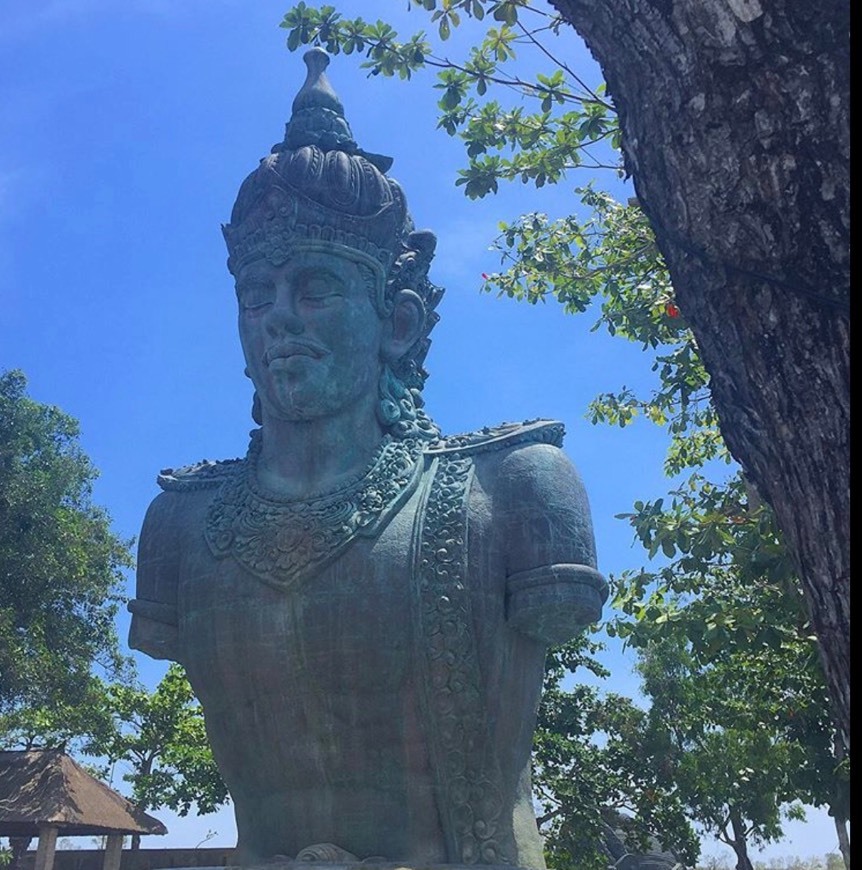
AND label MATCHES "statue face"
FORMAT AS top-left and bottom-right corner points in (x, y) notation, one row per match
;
(236, 247), (385, 424)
